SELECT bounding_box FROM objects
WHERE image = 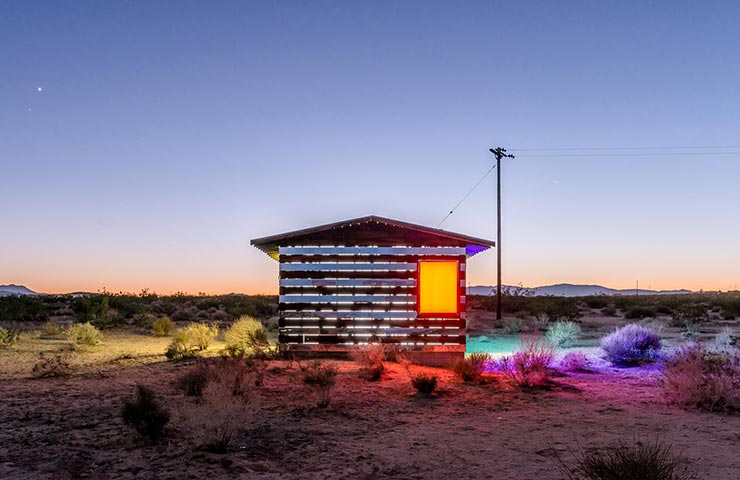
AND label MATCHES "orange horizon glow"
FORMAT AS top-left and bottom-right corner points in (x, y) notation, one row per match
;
(6, 272), (739, 297)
